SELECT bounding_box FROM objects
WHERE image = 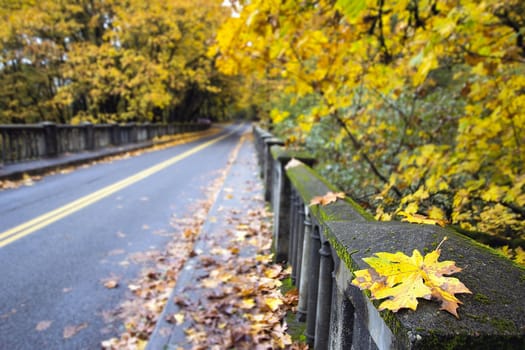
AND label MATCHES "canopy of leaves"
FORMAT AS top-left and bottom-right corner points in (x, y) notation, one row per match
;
(213, 0), (525, 263)
(0, 0), (240, 124)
